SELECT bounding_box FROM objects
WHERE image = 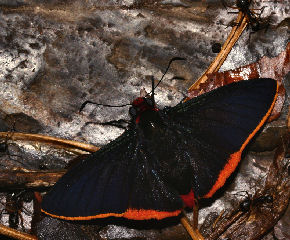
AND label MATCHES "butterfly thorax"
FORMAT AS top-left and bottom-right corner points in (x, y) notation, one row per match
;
(130, 97), (193, 196)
